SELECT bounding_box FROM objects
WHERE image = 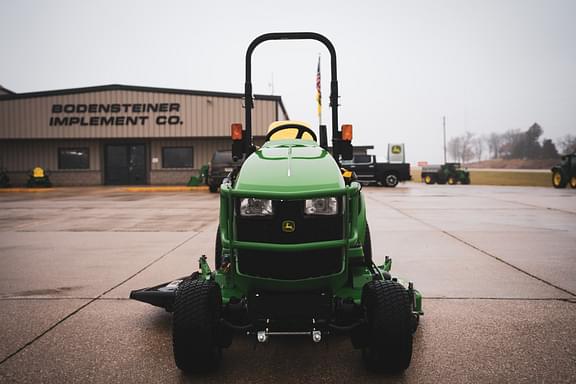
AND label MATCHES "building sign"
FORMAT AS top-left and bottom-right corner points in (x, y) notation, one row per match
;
(49, 103), (184, 126)
(388, 143), (405, 163)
